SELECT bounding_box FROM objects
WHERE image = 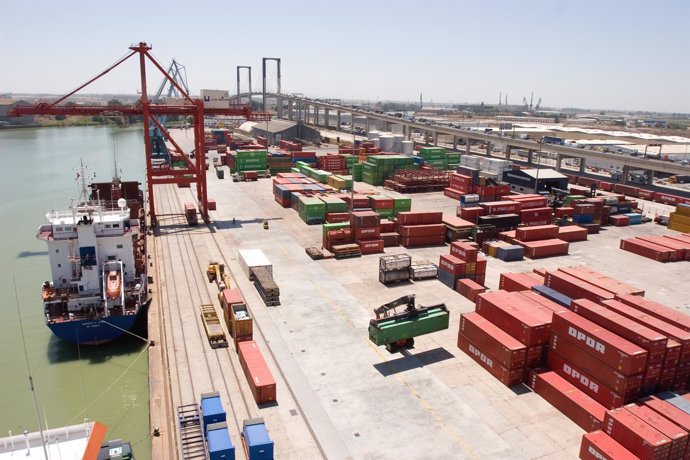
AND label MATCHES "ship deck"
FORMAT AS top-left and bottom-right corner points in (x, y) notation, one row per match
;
(148, 131), (689, 460)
